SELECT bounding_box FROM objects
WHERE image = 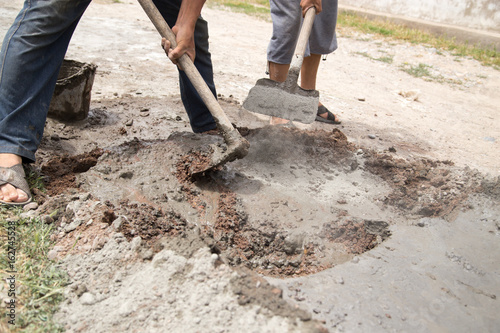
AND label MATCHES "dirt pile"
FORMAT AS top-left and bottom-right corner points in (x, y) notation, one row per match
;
(31, 116), (497, 332)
